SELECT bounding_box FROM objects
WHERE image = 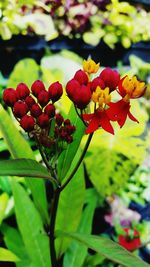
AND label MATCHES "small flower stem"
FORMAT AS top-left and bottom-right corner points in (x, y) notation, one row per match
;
(48, 133), (93, 266)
